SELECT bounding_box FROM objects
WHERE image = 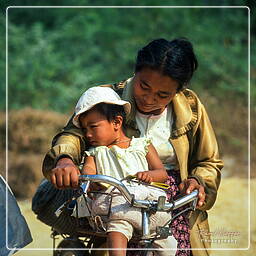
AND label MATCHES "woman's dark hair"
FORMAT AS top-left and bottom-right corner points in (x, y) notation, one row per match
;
(135, 38), (198, 91)
(79, 103), (127, 128)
